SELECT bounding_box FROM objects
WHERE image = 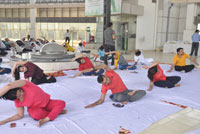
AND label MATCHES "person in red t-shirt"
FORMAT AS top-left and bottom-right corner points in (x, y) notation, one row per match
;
(12, 61), (56, 85)
(144, 62), (181, 91)
(85, 64), (146, 108)
(71, 55), (104, 78)
(0, 80), (66, 127)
